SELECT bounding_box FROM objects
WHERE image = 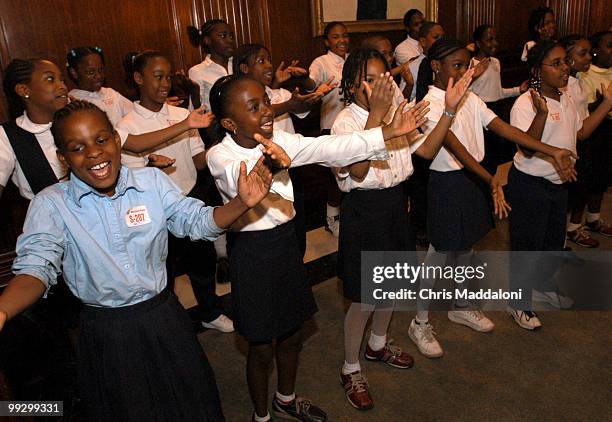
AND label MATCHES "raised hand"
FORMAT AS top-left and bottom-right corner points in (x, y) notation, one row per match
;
(529, 88), (548, 115)
(275, 60), (308, 84)
(471, 57), (490, 80)
(147, 153), (176, 169)
(315, 76), (338, 96)
(551, 148), (578, 182)
(385, 99), (430, 138)
(237, 156), (273, 208)
(166, 96), (185, 107)
(601, 82), (612, 106)
(254, 133), (292, 170)
(399, 62), (413, 85)
(362, 72), (395, 120)
(292, 88), (323, 106)
(444, 67), (475, 112)
(490, 175), (511, 219)
(186, 106), (215, 129)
